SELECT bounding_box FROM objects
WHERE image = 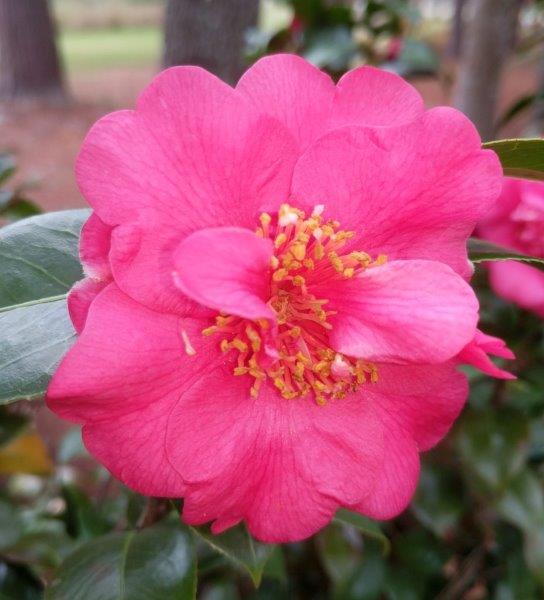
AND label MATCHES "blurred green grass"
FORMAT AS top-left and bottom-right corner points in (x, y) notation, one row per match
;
(59, 27), (161, 72)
